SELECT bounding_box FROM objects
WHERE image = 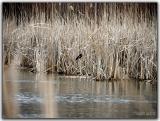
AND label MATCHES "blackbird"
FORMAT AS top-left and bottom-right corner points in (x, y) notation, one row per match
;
(76, 54), (82, 60)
